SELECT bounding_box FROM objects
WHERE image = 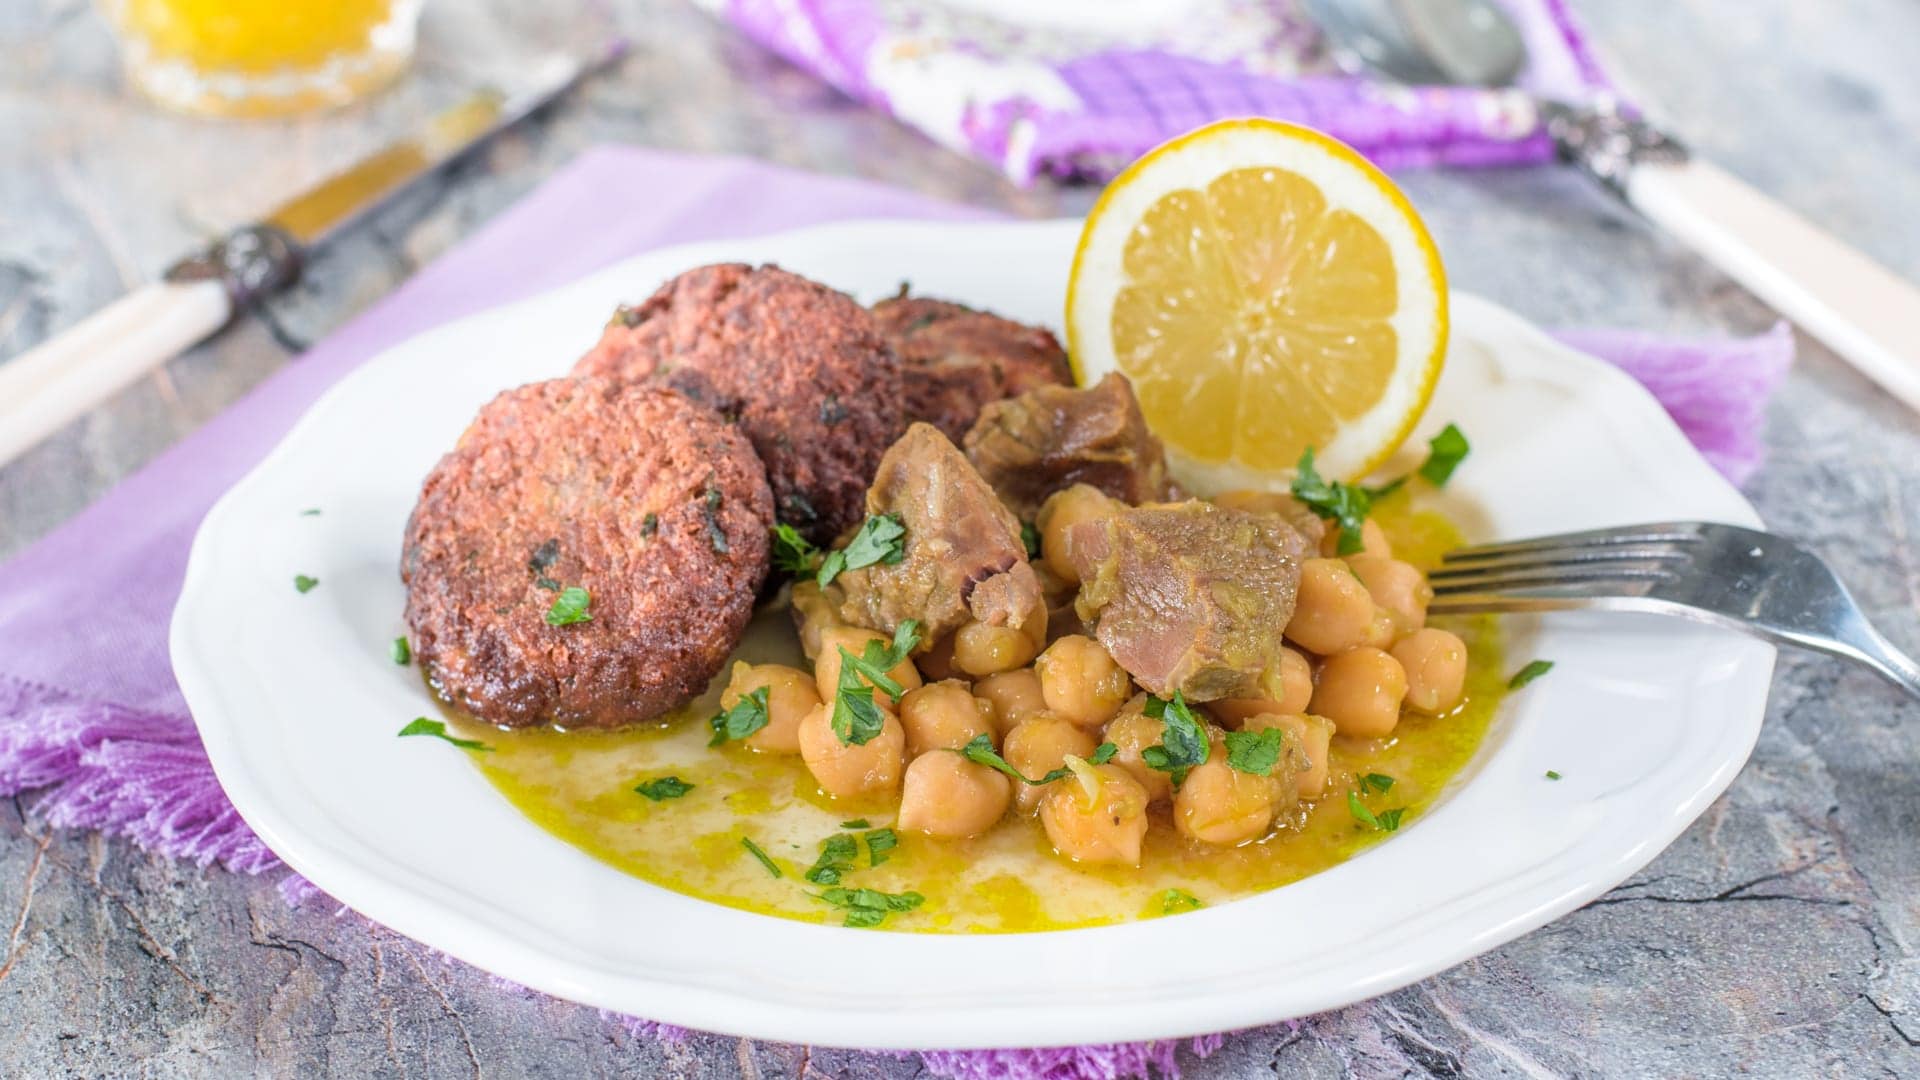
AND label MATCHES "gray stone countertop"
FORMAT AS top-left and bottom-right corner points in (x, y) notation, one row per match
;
(3, 0), (1918, 1075)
